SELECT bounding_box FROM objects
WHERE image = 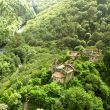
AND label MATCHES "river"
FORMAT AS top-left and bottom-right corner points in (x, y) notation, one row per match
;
(17, 25), (26, 33)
